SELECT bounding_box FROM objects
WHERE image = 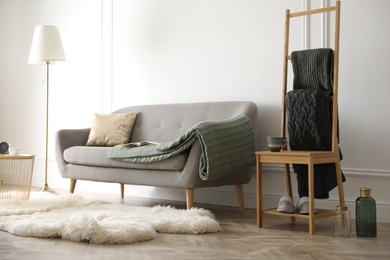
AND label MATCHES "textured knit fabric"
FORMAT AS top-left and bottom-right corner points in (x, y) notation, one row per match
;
(108, 115), (256, 181)
(286, 89), (332, 151)
(287, 48), (345, 199)
(291, 48), (334, 92)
